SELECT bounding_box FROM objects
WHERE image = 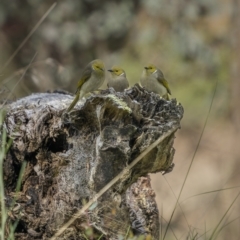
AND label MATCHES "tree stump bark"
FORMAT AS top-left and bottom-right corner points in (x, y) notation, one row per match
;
(3, 84), (183, 240)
